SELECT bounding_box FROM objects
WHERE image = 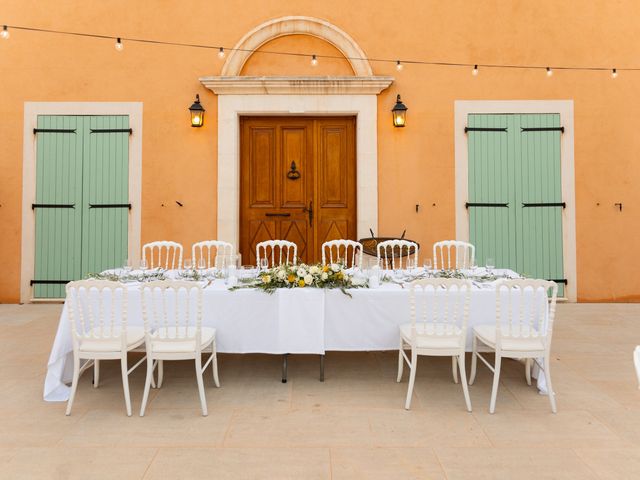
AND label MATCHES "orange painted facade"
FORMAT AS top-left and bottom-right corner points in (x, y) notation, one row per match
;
(1, 0), (639, 302)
